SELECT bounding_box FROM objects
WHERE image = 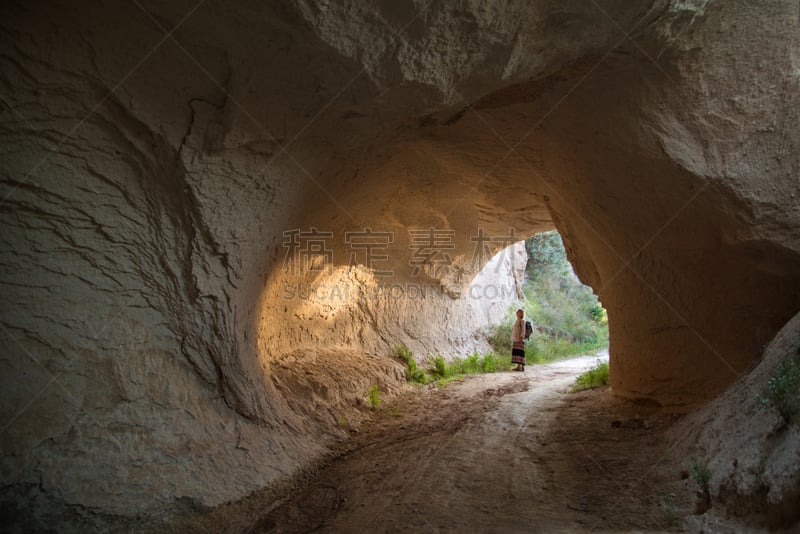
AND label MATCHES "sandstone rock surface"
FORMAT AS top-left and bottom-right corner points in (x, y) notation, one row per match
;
(669, 311), (800, 531)
(1, 0), (798, 527)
